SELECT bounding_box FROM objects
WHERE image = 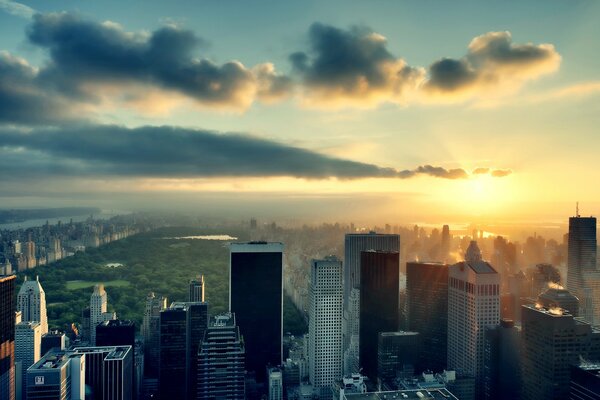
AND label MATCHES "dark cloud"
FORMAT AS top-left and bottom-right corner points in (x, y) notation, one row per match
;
(491, 169), (512, 177)
(424, 31), (560, 97)
(26, 12), (290, 108)
(0, 125), (502, 181)
(290, 23), (424, 107)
